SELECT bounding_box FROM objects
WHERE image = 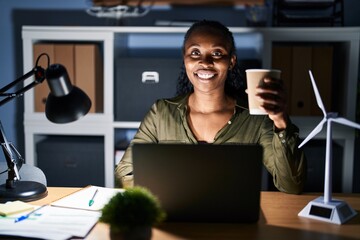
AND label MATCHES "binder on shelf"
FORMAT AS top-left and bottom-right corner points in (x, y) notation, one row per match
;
(271, 45), (293, 114)
(291, 46), (313, 116)
(33, 43), (103, 114)
(272, 45), (333, 116)
(75, 44), (103, 113)
(54, 44), (75, 84)
(311, 46), (333, 115)
(33, 43), (55, 112)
